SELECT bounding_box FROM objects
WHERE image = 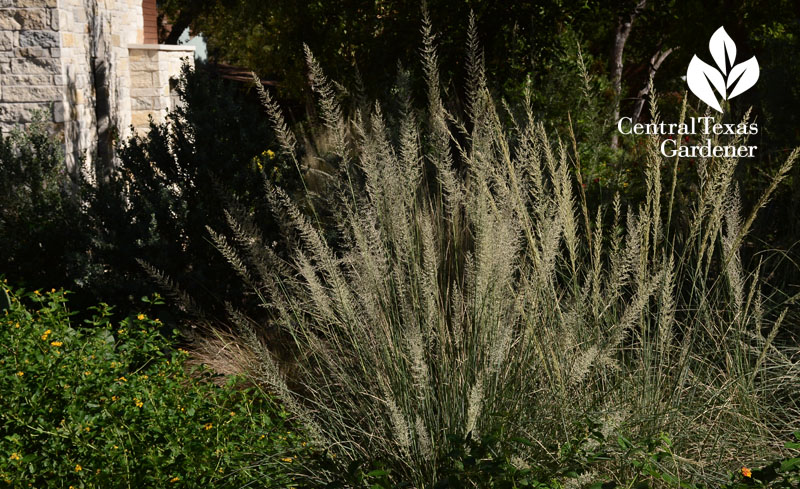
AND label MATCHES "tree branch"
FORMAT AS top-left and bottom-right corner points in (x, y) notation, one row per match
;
(631, 46), (676, 122)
